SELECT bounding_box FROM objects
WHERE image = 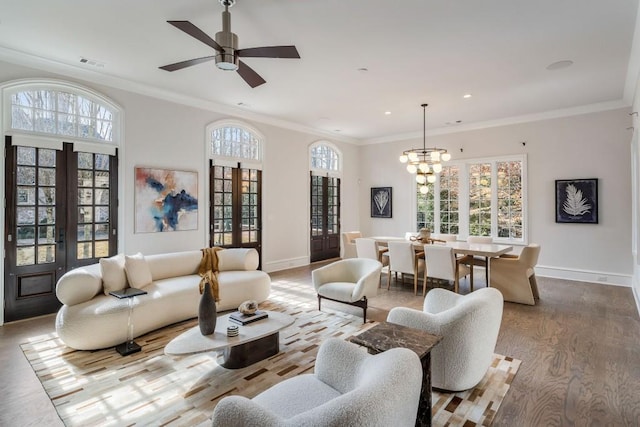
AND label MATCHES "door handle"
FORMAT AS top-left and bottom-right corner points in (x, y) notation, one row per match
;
(57, 228), (65, 248)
